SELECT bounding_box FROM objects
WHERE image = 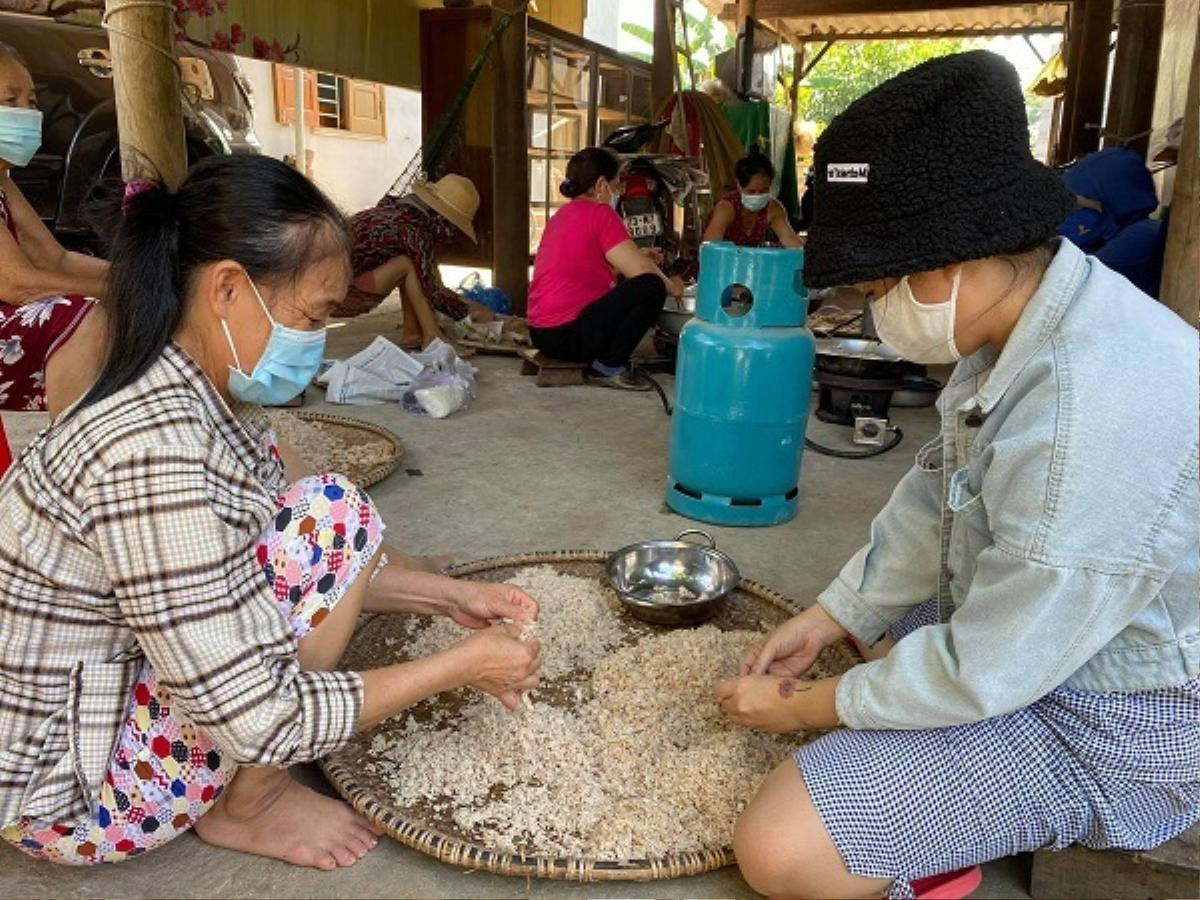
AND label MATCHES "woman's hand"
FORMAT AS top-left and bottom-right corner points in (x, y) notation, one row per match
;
(665, 275), (686, 298)
(449, 582), (539, 629)
(457, 624), (541, 710)
(715, 674), (841, 732)
(641, 247), (666, 265)
(740, 604), (849, 678)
